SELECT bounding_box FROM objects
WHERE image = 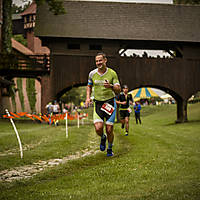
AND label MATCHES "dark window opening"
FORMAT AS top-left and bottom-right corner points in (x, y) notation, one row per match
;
(89, 44), (102, 50)
(68, 44), (80, 49)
